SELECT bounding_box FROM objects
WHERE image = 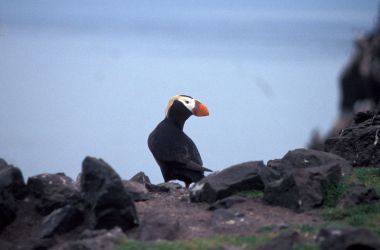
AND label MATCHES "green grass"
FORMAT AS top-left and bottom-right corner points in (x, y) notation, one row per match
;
(294, 224), (319, 234)
(322, 181), (349, 208)
(237, 190), (264, 199)
(322, 203), (380, 235)
(323, 167), (380, 208)
(256, 224), (276, 233)
(321, 167), (380, 236)
(116, 235), (268, 250)
(117, 224), (324, 250)
(354, 167), (380, 194)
